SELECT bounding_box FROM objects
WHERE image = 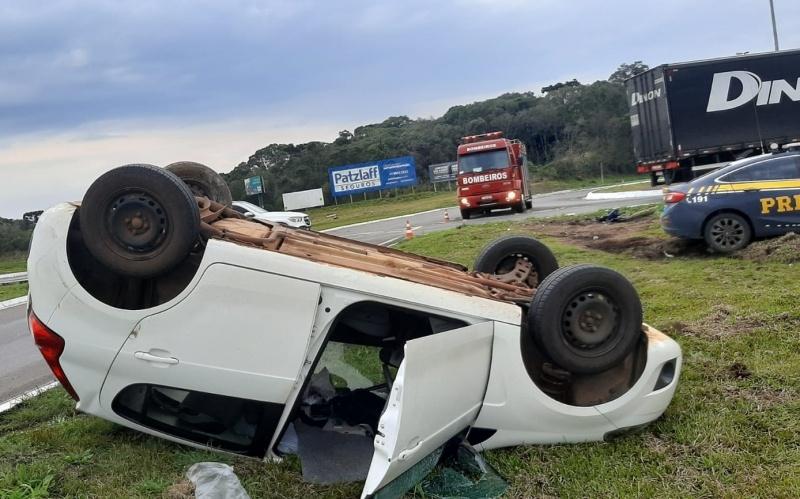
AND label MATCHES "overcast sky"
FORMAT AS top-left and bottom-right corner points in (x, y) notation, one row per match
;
(1, 0), (798, 217)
